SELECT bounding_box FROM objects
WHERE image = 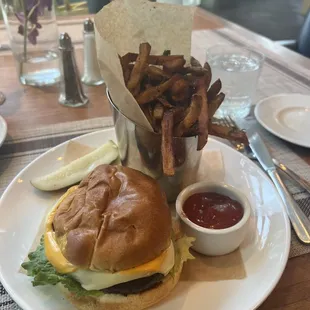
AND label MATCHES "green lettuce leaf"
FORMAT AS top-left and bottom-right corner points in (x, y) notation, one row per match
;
(170, 235), (195, 277)
(21, 236), (102, 297)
